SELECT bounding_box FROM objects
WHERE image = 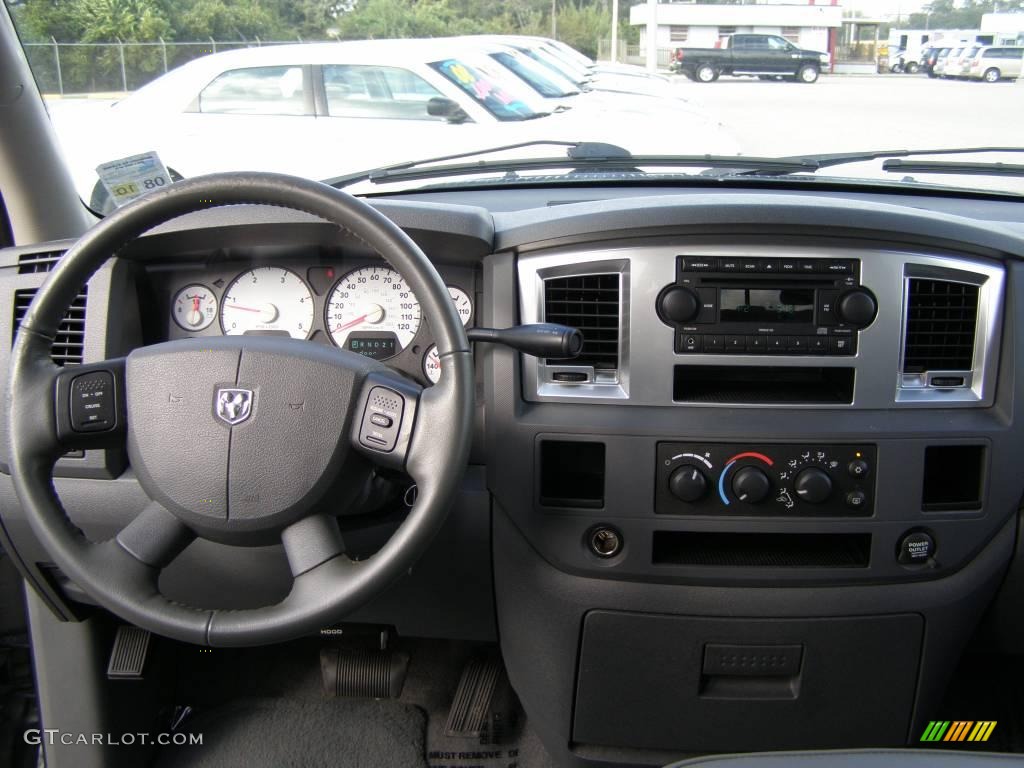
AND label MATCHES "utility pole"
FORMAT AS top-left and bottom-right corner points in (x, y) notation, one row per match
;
(646, 0), (658, 72)
(611, 0), (620, 63)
